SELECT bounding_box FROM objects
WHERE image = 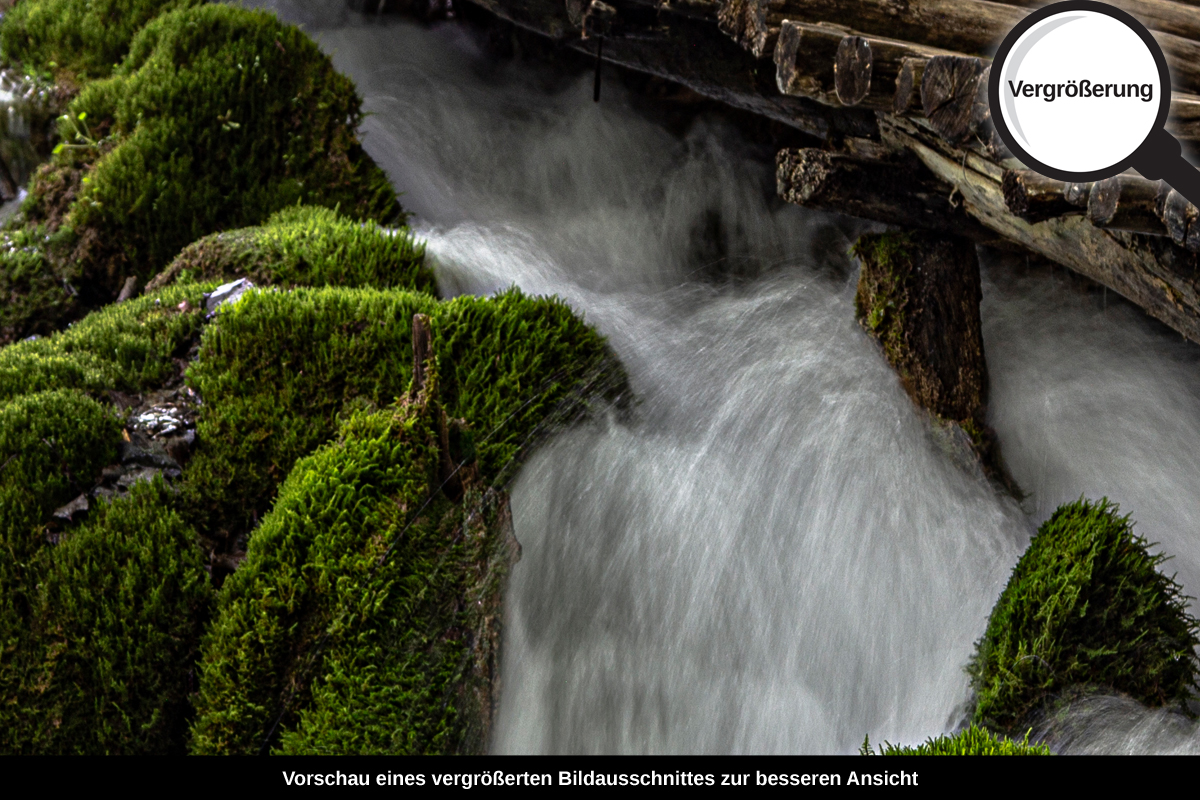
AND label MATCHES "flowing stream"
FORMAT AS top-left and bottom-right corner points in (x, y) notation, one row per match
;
(251, 3), (1200, 754)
